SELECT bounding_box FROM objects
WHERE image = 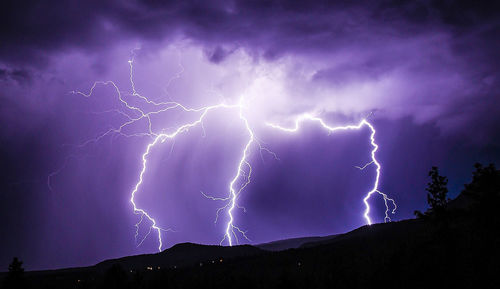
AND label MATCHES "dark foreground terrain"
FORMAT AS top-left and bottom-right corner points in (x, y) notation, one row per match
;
(2, 213), (499, 289)
(2, 164), (500, 289)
